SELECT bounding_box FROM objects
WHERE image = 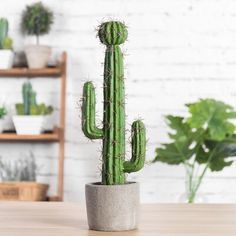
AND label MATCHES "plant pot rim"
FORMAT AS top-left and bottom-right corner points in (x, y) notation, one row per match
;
(86, 181), (139, 188)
